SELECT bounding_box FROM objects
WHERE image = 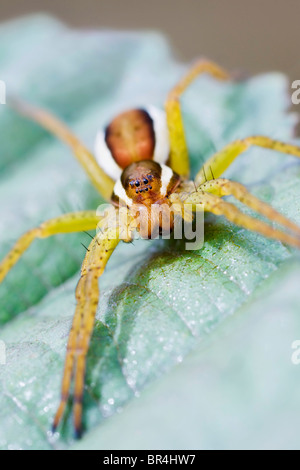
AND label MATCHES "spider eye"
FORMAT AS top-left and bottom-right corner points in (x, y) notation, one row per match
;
(148, 175), (153, 181)
(135, 181), (140, 187)
(143, 178), (148, 184)
(129, 181), (135, 187)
